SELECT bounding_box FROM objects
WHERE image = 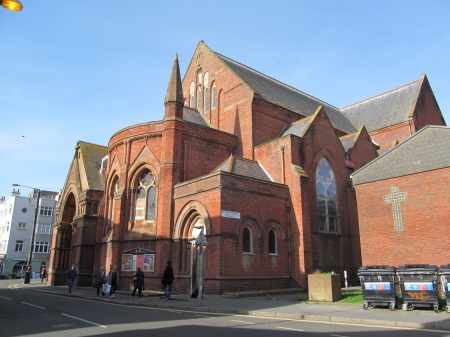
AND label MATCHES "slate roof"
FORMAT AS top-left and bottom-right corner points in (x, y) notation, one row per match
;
(340, 133), (358, 153)
(341, 76), (423, 132)
(216, 53), (357, 134)
(281, 117), (312, 138)
(351, 125), (450, 185)
(214, 156), (272, 182)
(78, 141), (108, 191)
(183, 107), (210, 127)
